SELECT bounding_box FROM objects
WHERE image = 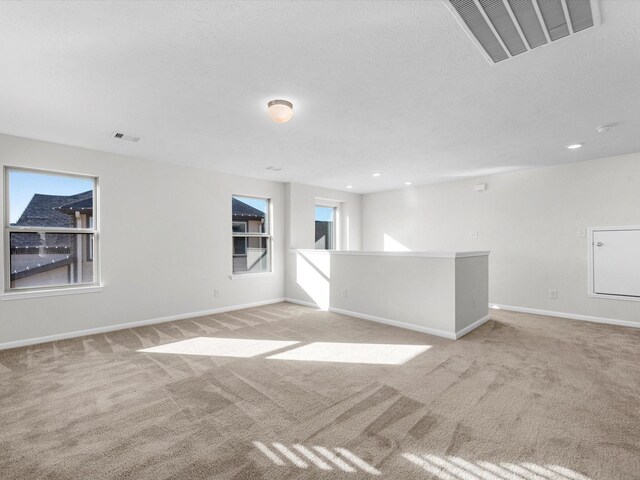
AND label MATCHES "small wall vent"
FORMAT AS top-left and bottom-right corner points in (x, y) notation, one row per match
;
(444, 0), (600, 64)
(112, 132), (142, 143)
